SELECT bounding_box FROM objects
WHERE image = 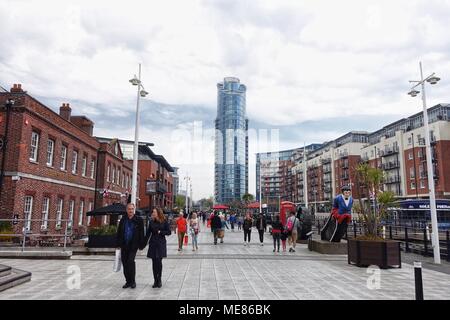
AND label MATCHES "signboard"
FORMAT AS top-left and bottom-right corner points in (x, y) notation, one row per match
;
(146, 179), (157, 194)
(12, 213), (19, 225)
